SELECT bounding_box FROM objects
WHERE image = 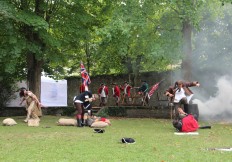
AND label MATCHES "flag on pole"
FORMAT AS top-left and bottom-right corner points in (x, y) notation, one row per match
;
(80, 62), (91, 91)
(148, 80), (164, 99)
